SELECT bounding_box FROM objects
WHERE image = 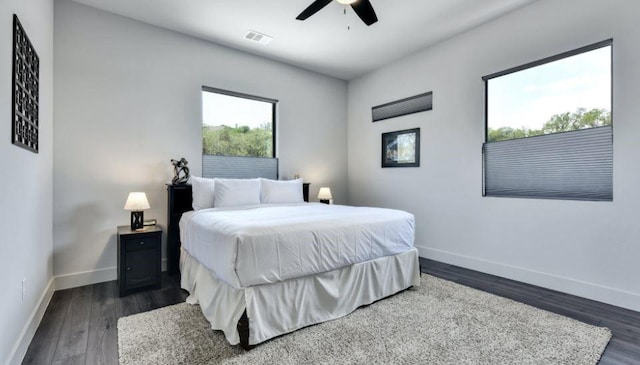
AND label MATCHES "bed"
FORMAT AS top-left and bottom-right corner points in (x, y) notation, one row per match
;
(168, 177), (421, 350)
